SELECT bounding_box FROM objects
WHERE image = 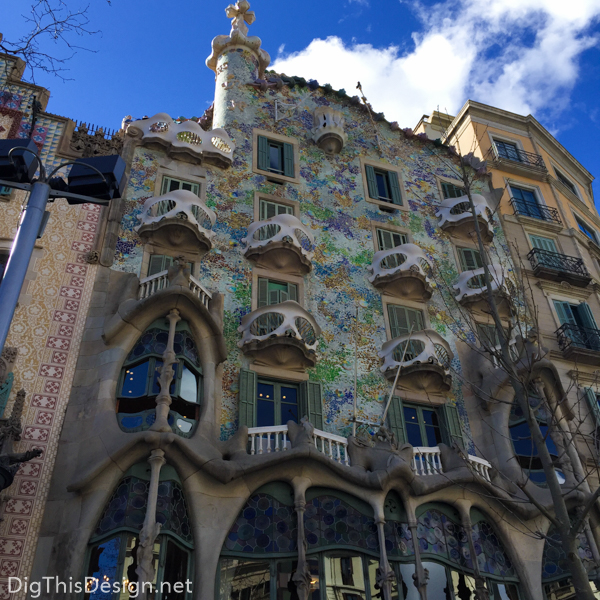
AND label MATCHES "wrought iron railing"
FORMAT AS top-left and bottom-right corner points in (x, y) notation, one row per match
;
(527, 248), (590, 278)
(492, 144), (546, 169)
(510, 198), (562, 224)
(556, 323), (600, 353)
